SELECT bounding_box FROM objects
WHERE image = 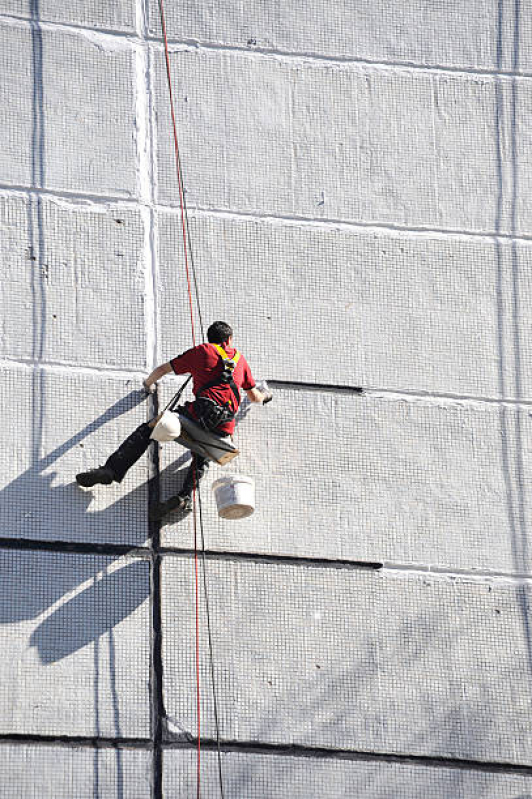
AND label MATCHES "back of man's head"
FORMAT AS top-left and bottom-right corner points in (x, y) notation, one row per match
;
(207, 321), (233, 344)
